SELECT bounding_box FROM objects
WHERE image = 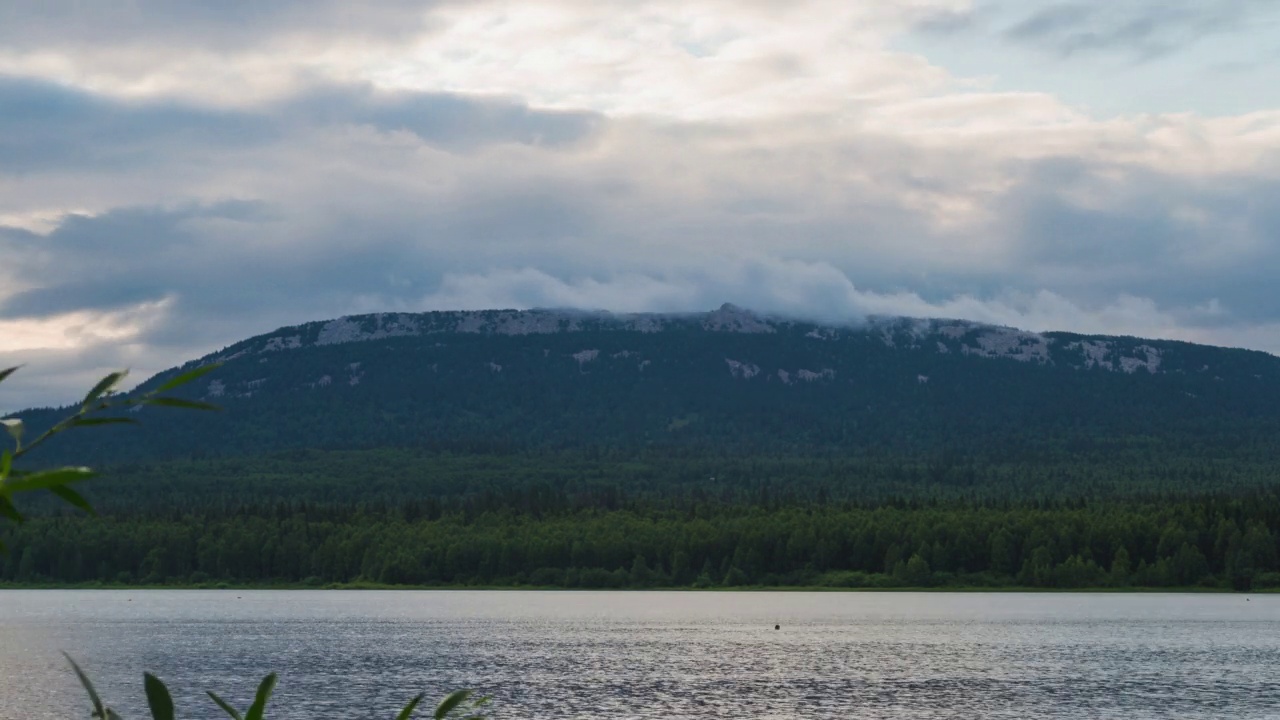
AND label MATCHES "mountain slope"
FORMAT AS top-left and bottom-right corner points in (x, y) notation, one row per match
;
(17, 304), (1280, 475)
(11, 306), (1280, 592)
